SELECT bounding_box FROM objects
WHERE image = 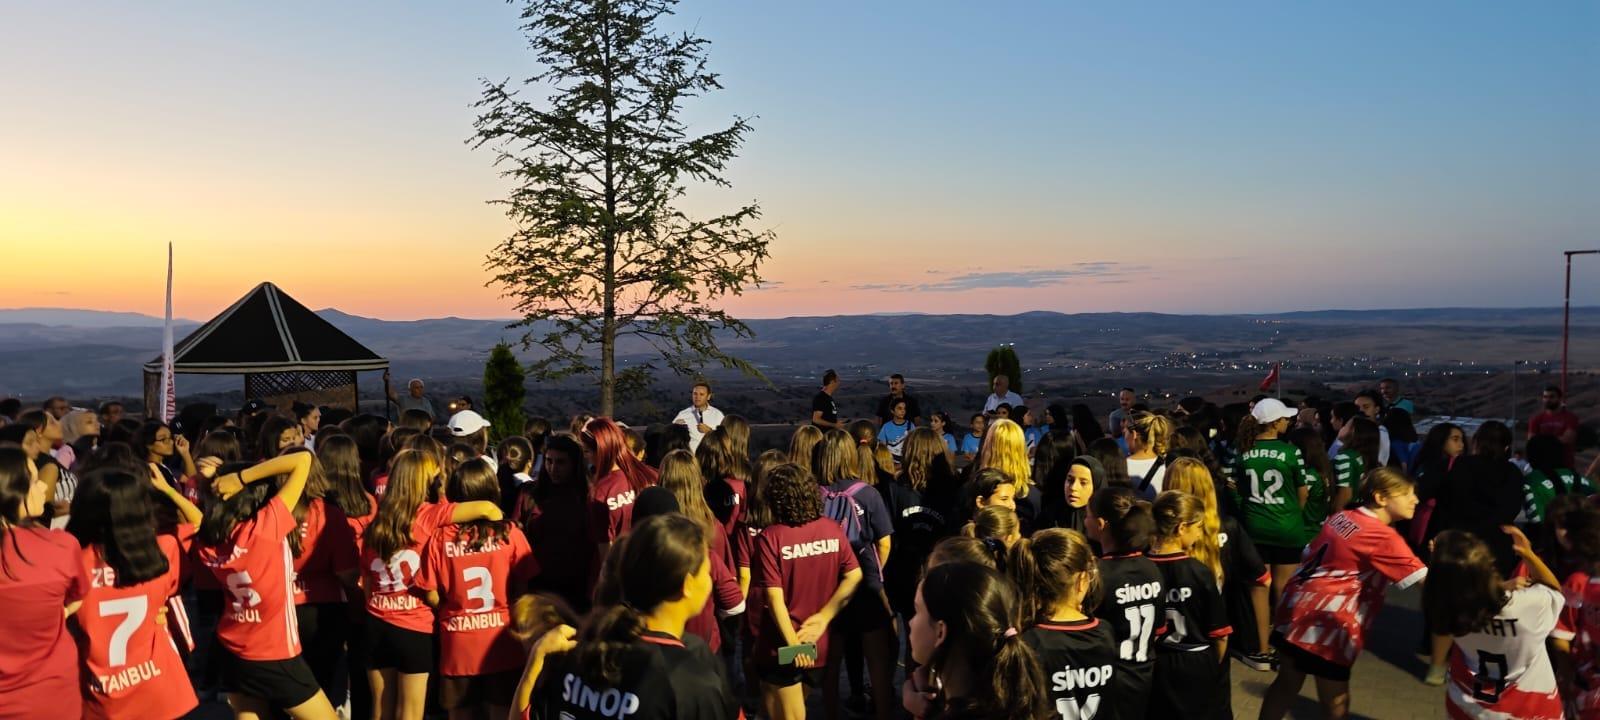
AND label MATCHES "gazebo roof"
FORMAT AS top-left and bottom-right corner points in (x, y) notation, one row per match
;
(143, 282), (387, 374)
